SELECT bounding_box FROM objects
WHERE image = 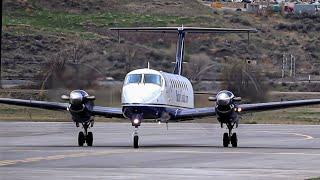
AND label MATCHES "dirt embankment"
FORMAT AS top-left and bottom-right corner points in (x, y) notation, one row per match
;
(2, 0), (320, 92)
